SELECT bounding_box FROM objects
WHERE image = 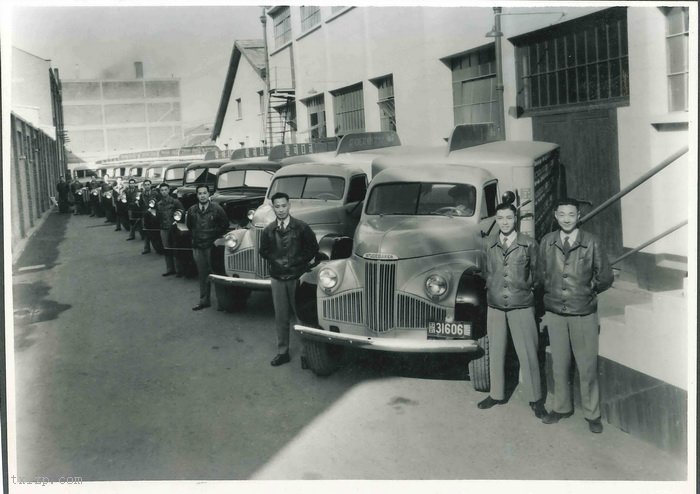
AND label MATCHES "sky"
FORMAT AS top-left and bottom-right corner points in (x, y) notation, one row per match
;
(8, 4), (264, 130)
